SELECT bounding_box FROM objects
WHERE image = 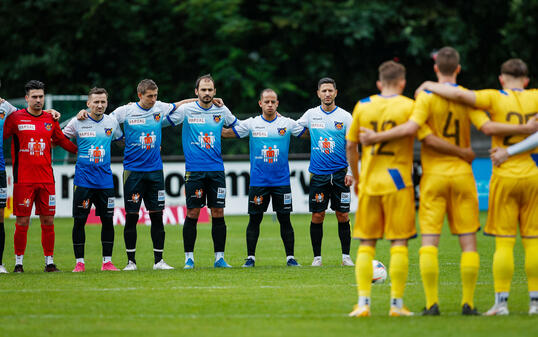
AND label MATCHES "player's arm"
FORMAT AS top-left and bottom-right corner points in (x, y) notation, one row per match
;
(173, 98), (224, 108)
(490, 131), (538, 166)
(345, 140), (360, 195)
(359, 120), (419, 146)
(415, 81), (476, 106)
(300, 128), (310, 138)
(422, 134), (475, 163)
(222, 127), (239, 138)
(61, 118), (77, 139)
(479, 116), (537, 136)
(53, 121), (77, 153)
